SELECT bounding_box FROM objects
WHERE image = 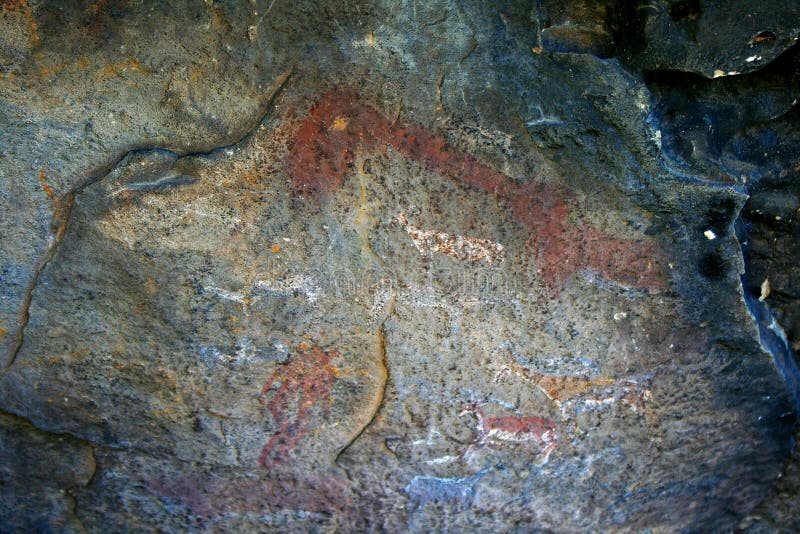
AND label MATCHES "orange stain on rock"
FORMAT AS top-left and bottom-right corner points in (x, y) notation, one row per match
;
(332, 116), (349, 131)
(0, 0), (28, 11)
(1, 1), (40, 45)
(39, 169), (72, 237)
(38, 169), (55, 200)
(286, 90), (667, 294)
